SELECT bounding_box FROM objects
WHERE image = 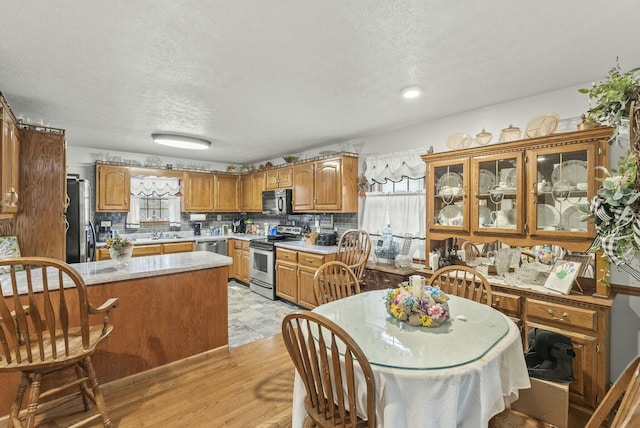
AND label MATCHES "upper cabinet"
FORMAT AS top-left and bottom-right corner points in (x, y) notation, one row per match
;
(183, 171), (214, 212)
(0, 95), (20, 218)
(239, 171), (266, 212)
(96, 164), (130, 212)
(292, 155), (358, 213)
(214, 174), (238, 212)
(422, 128), (612, 256)
(266, 166), (292, 190)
